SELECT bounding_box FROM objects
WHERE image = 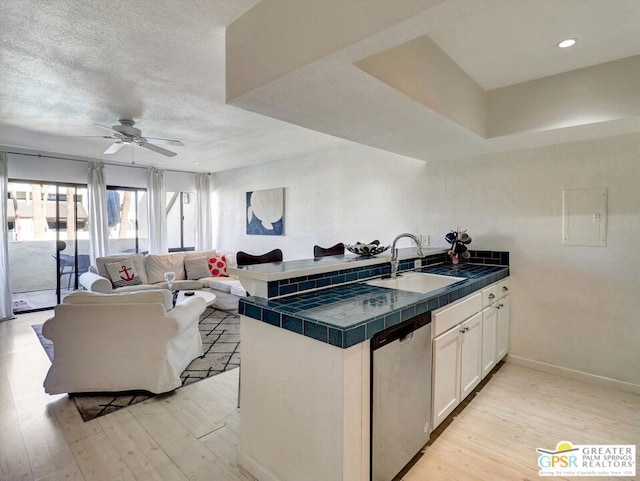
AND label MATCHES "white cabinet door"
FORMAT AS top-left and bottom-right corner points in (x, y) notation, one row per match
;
(496, 295), (510, 360)
(432, 278), (509, 430)
(481, 306), (497, 379)
(432, 327), (461, 429)
(460, 312), (482, 399)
